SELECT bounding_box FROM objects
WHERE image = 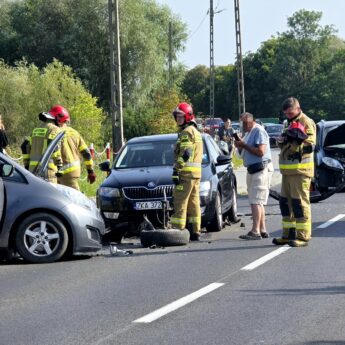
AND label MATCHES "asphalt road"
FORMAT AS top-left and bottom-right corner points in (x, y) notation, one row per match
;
(1, 193), (345, 345)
